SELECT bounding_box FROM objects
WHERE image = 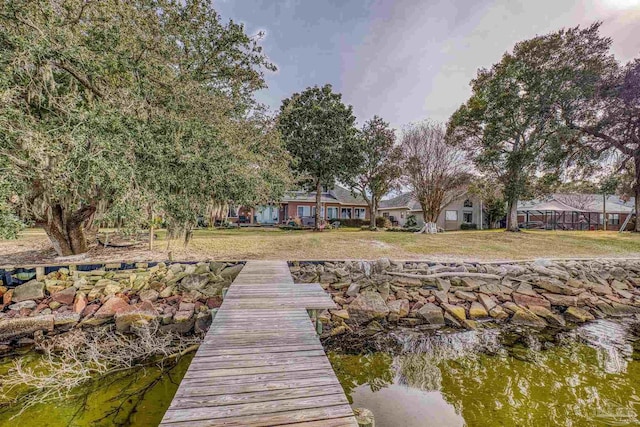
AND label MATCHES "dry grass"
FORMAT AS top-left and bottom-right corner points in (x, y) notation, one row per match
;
(3, 227), (640, 265)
